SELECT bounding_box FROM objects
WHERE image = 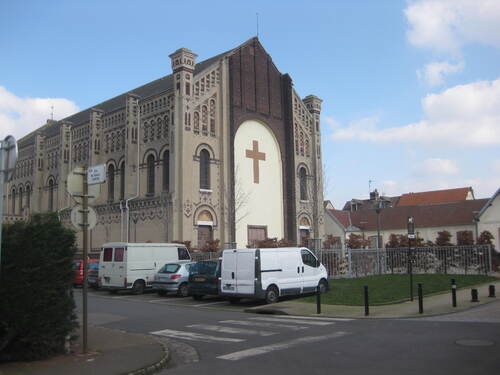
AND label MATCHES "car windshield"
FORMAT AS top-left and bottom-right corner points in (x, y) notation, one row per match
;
(158, 264), (181, 273)
(190, 261), (217, 276)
